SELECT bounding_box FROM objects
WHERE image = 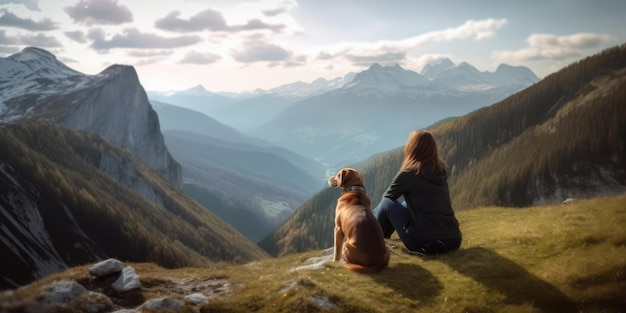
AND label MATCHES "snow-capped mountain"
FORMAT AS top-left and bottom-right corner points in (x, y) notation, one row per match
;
(0, 47), (181, 189)
(262, 73), (356, 98)
(251, 61), (540, 166)
(148, 72), (356, 131)
(345, 63), (428, 91)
